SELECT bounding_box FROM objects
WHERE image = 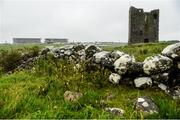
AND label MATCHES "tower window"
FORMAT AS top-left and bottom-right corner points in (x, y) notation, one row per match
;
(140, 30), (143, 36)
(154, 14), (158, 19)
(144, 38), (149, 43)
